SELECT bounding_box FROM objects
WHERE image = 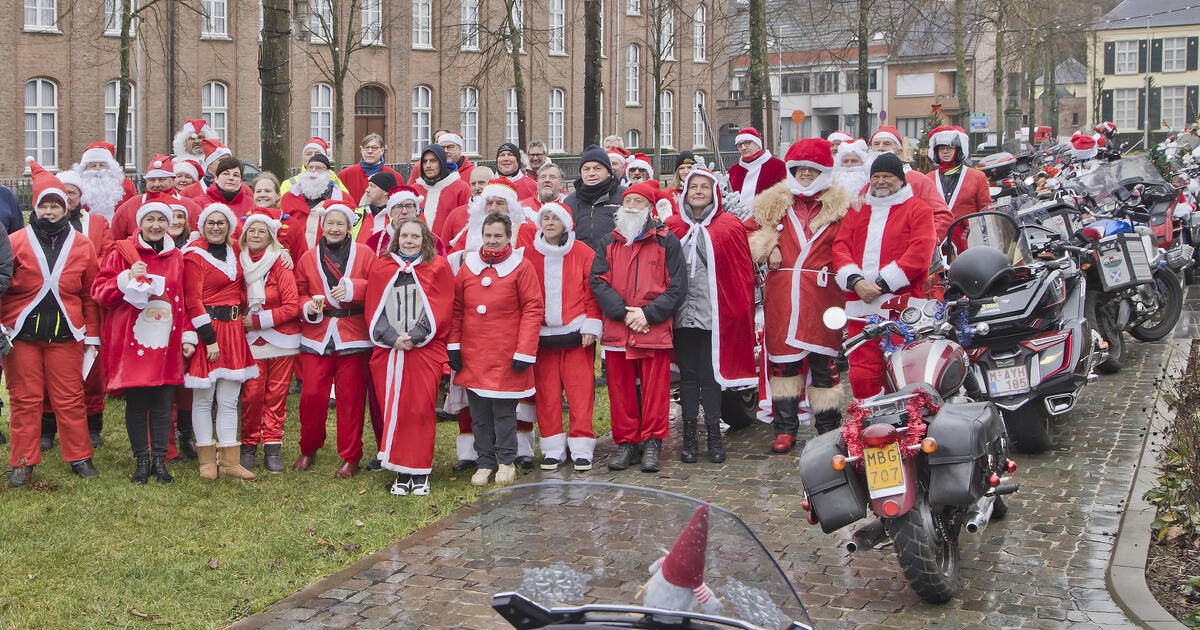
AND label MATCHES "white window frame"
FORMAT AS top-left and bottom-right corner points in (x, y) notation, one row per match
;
(460, 87), (480, 156)
(361, 0), (383, 45)
(626, 0), (639, 16)
(599, 90), (605, 137)
(1162, 86), (1187, 128)
(104, 80), (136, 165)
(411, 85), (432, 157)
(309, 0), (331, 42)
(659, 5), (675, 61)
(659, 90), (674, 149)
(505, 88), (520, 144)
(1115, 40), (1138, 75)
(549, 0), (566, 55)
(625, 129), (640, 149)
(24, 78), (58, 169)
(201, 81), (228, 141)
(1162, 37), (1187, 73)
(461, 0), (479, 50)
(201, 0), (227, 37)
(548, 88), (565, 153)
(103, 0), (122, 35)
(412, 0), (432, 49)
(505, 0), (524, 53)
(692, 5), (706, 62)
(626, 44), (640, 105)
(1113, 87), (1139, 129)
(310, 83), (333, 146)
(598, 0), (605, 57)
(692, 91), (706, 148)
(24, 0), (57, 31)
